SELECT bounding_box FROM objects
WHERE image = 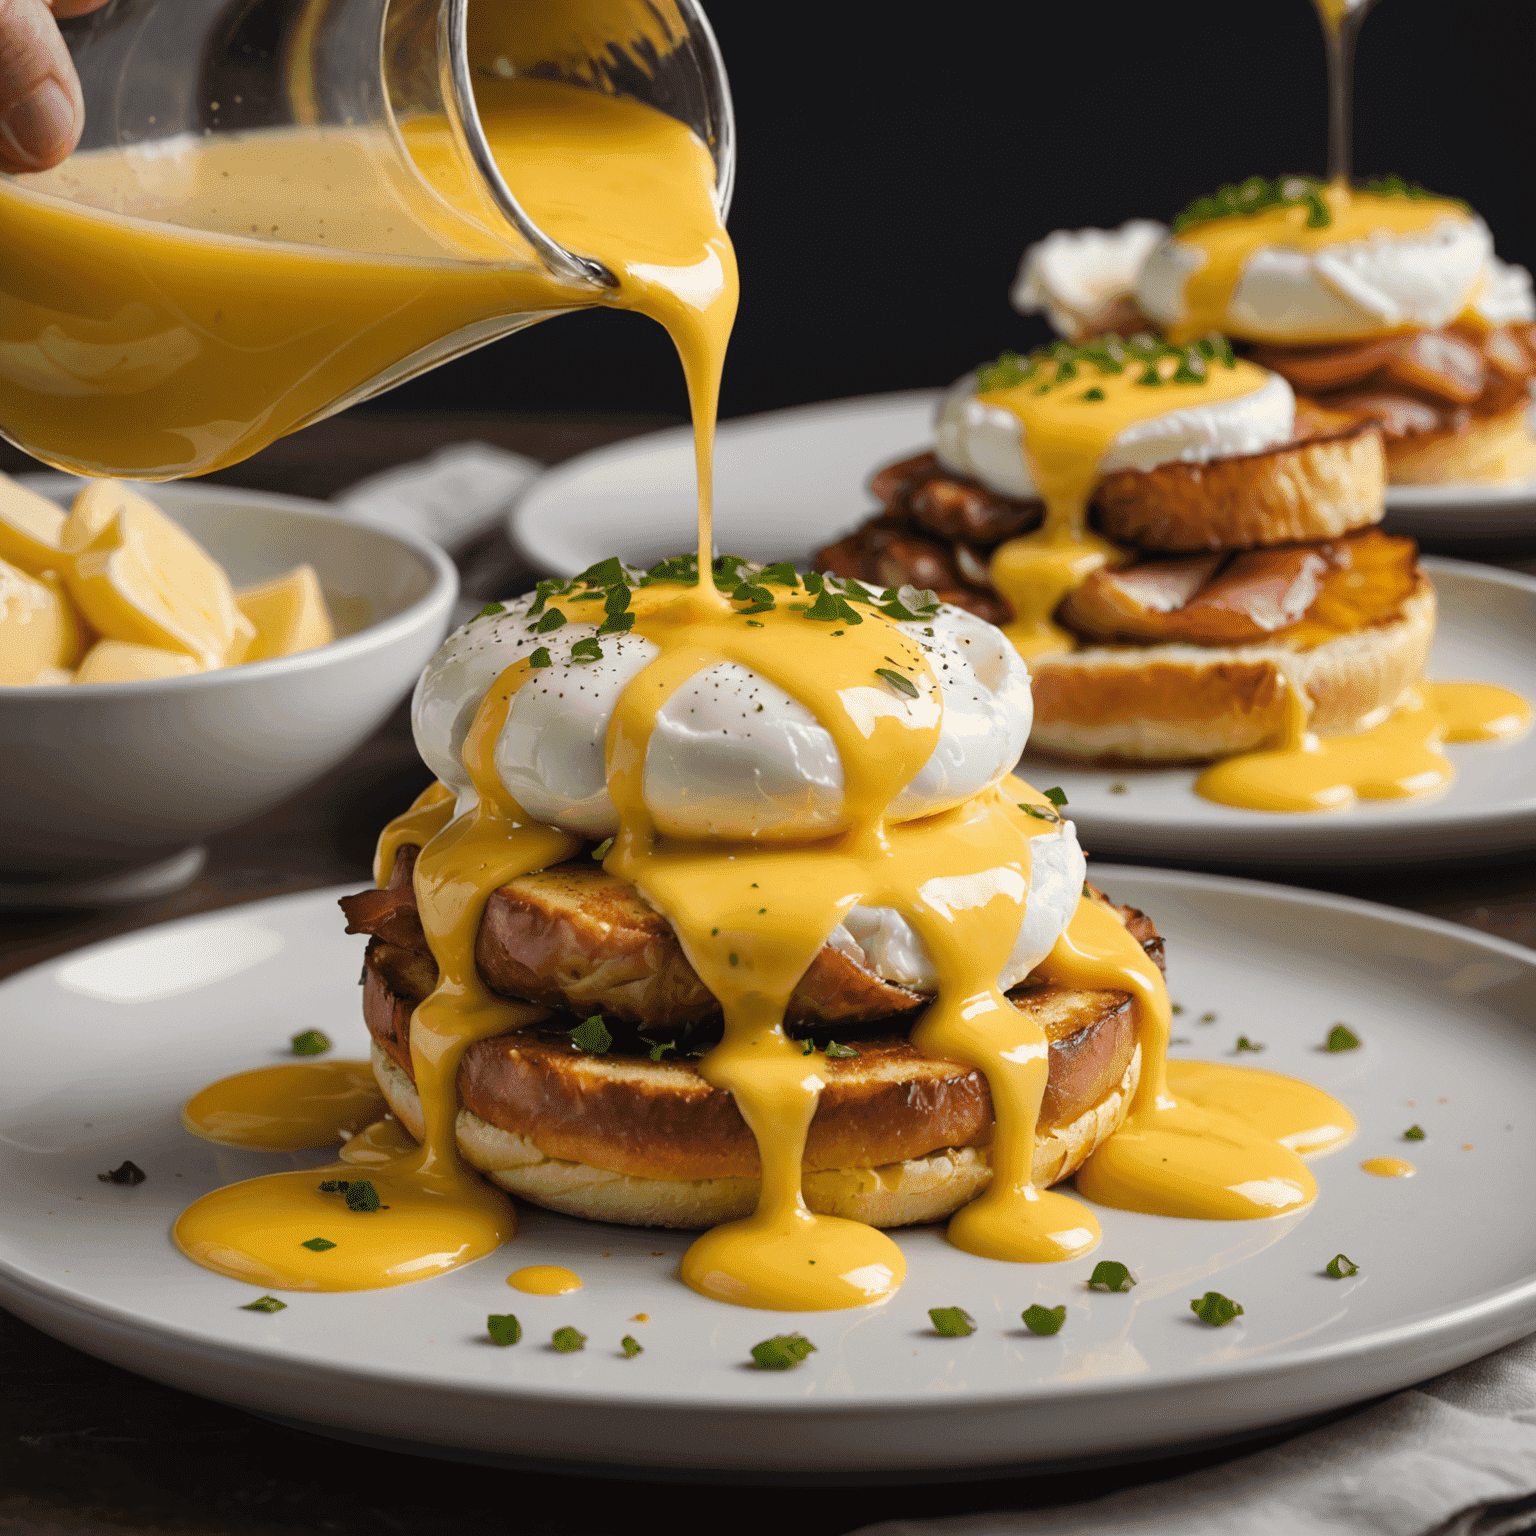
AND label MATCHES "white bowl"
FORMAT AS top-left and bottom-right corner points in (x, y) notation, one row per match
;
(0, 476), (456, 902)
